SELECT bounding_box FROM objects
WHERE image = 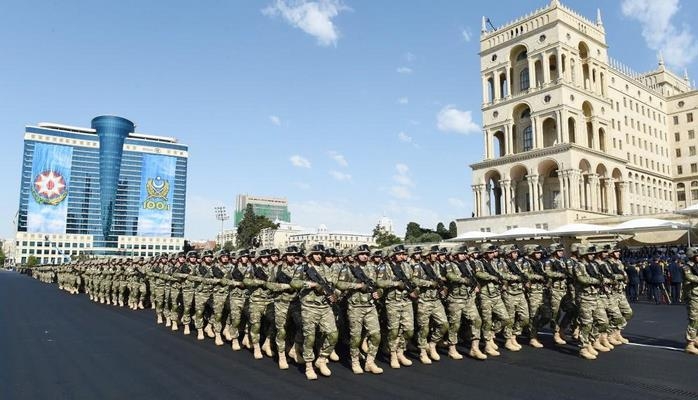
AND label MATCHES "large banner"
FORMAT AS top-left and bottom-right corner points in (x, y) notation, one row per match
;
(137, 154), (176, 236)
(27, 143), (73, 233)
